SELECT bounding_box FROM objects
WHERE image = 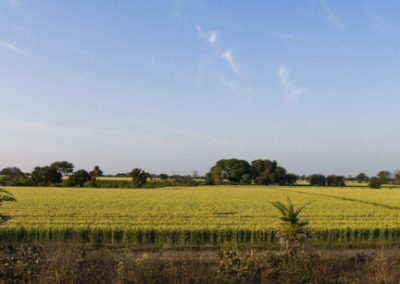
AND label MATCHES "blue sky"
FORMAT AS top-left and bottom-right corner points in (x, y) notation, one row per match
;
(1, 0), (400, 176)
